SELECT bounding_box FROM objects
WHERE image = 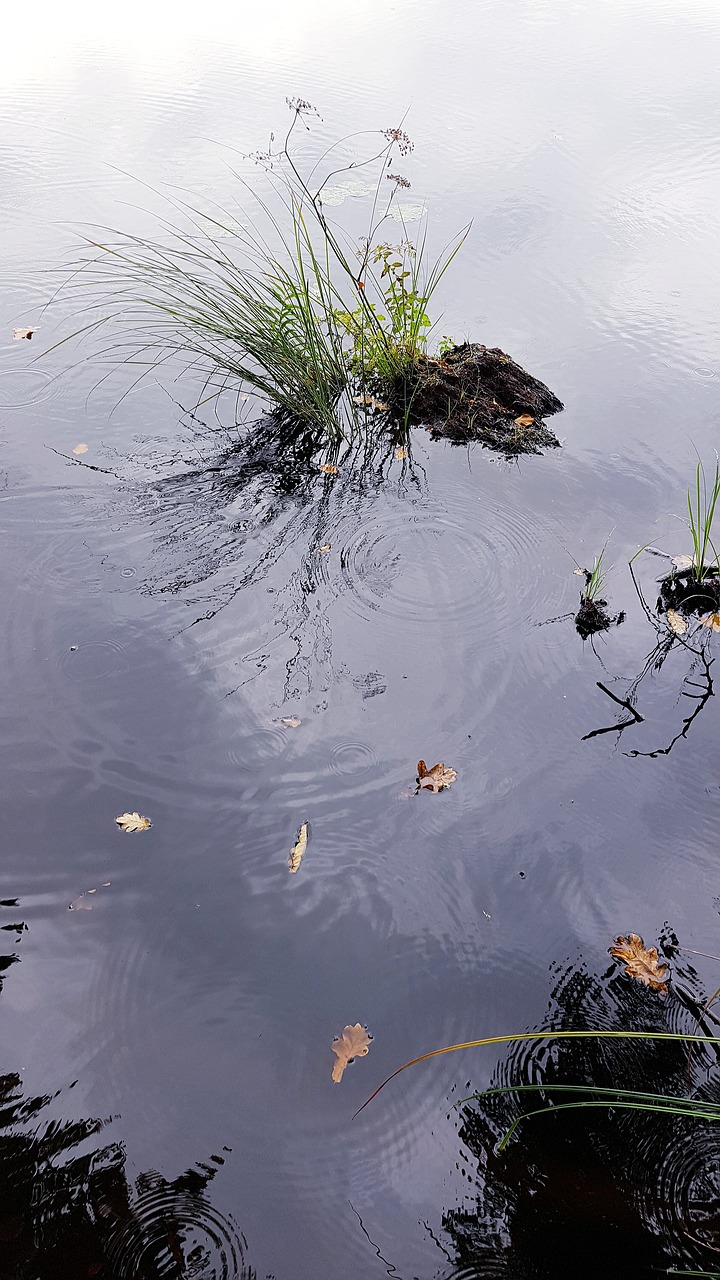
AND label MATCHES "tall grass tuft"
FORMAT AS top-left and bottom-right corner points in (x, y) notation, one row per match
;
(55, 101), (468, 436)
(687, 458), (720, 581)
